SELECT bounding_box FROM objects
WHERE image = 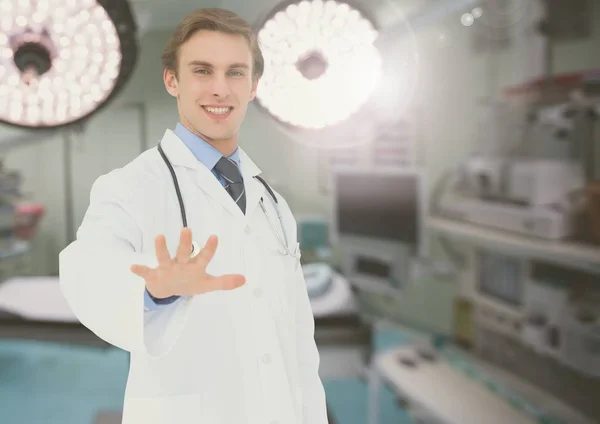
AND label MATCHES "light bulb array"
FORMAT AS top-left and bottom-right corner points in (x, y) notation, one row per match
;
(256, 0), (381, 130)
(0, 0), (138, 129)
